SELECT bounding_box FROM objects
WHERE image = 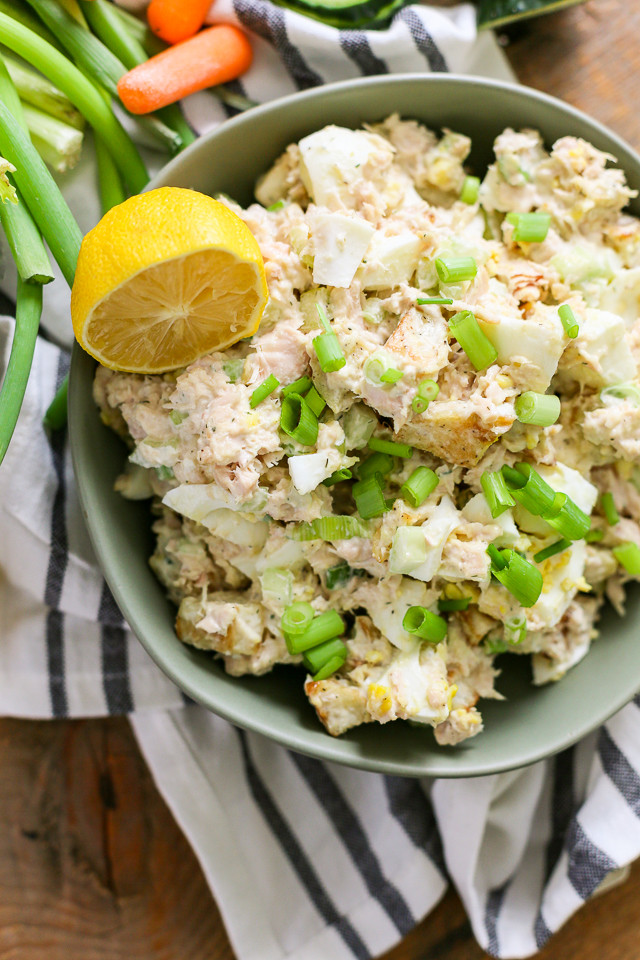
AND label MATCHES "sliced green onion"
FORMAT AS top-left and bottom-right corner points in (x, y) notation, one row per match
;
(267, 199), (286, 211)
(558, 304), (579, 339)
(313, 331), (346, 373)
(448, 310), (498, 371)
(504, 614), (527, 644)
(316, 302), (332, 332)
(612, 541), (640, 576)
(307, 516), (371, 541)
(0, 279), (42, 464)
(400, 466), (439, 508)
(585, 529), (604, 543)
(546, 495), (590, 541)
(600, 382), (640, 406)
(485, 636), (508, 656)
(2, 51), (82, 127)
(460, 175), (480, 205)
(491, 549), (543, 607)
(402, 606), (448, 643)
(601, 492), (620, 526)
(435, 256), (477, 284)
(95, 134), (124, 215)
(368, 436), (413, 458)
(412, 379), (439, 415)
(280, 395), (318, 446)
(303, 637), (348, 677)
(289, 610), (345, 654)
(487, 543), (507, 570)
(304, 384), (326, 417)
(0, 11), (148, 195)
(533, 539), (571, 563)
(417, 297), (454, 305)
(356, 452), (394, 482)
(438, 596), (471, 612)
(322, 468), (352, 486)
(353, 475), (388, 520)
(22, 102), (83, 174)
(506, 211), (551, 243)
(502, 463), (557, 516)
(281, 602), (314, 641)
(250, 374), (279, 408)
(325, 562), (351, 589)
(363, 356), (386, 385)
(282, 375), (312, 397)
(481, 470), (515, 518)
(380, 367), (403, 385)
(514, 392), (561, 427)
(43, 374), (68, 431)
